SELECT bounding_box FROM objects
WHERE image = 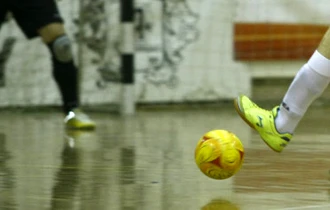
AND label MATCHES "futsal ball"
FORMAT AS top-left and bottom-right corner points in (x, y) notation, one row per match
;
(195, 130), (244, 180)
